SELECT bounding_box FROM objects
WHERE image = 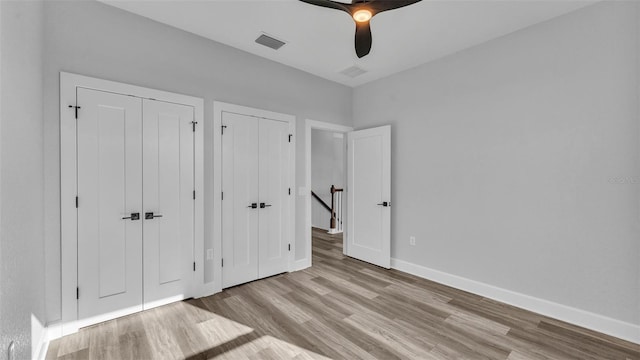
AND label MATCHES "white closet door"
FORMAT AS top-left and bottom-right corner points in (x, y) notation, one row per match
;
(222, 112), (260, 288)
(77, 88), (143, 327)
(258, 119), (291, 278)
(142, 99), (195, 308)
